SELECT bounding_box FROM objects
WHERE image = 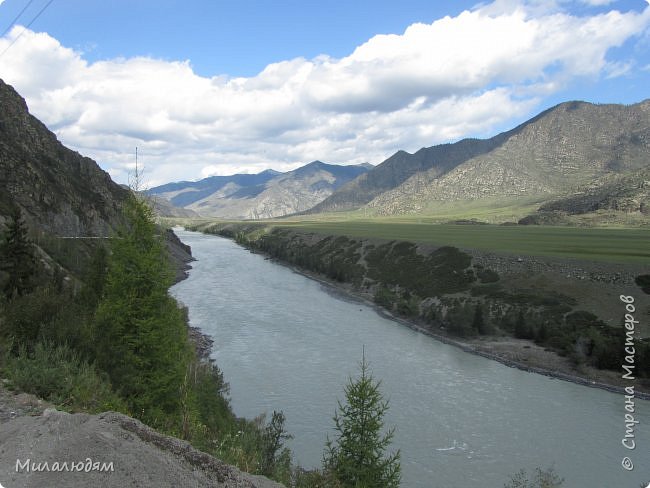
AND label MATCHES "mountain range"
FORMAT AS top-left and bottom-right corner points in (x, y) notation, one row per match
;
(148, 161), (372, 219)
(153, 99), (649, 222)
(313, 100), (650, 219)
